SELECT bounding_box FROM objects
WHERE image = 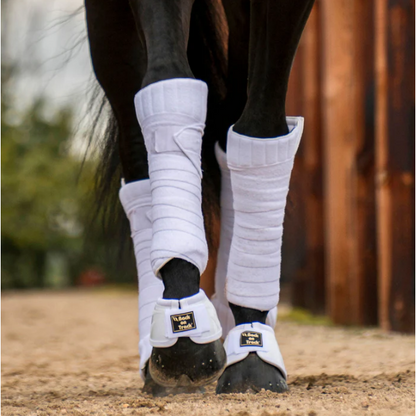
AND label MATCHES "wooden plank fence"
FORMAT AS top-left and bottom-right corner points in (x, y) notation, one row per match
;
(284, 0), (414, 333)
